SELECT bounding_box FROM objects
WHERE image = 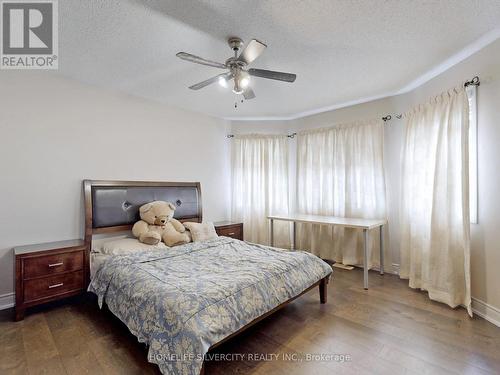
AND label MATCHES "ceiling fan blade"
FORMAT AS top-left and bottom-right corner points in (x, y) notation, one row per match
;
(242, 87), (256, 100)
(176, 52), (226, 69)
(189, 72), (232, 90)
(237, 39), (267, 64)
(248, 68), (296, 83)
